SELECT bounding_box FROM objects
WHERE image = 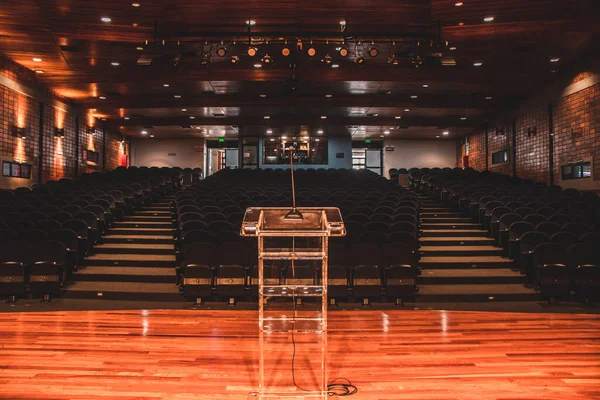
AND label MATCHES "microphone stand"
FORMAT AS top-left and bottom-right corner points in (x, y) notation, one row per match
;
(284, 146), (304, 221)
